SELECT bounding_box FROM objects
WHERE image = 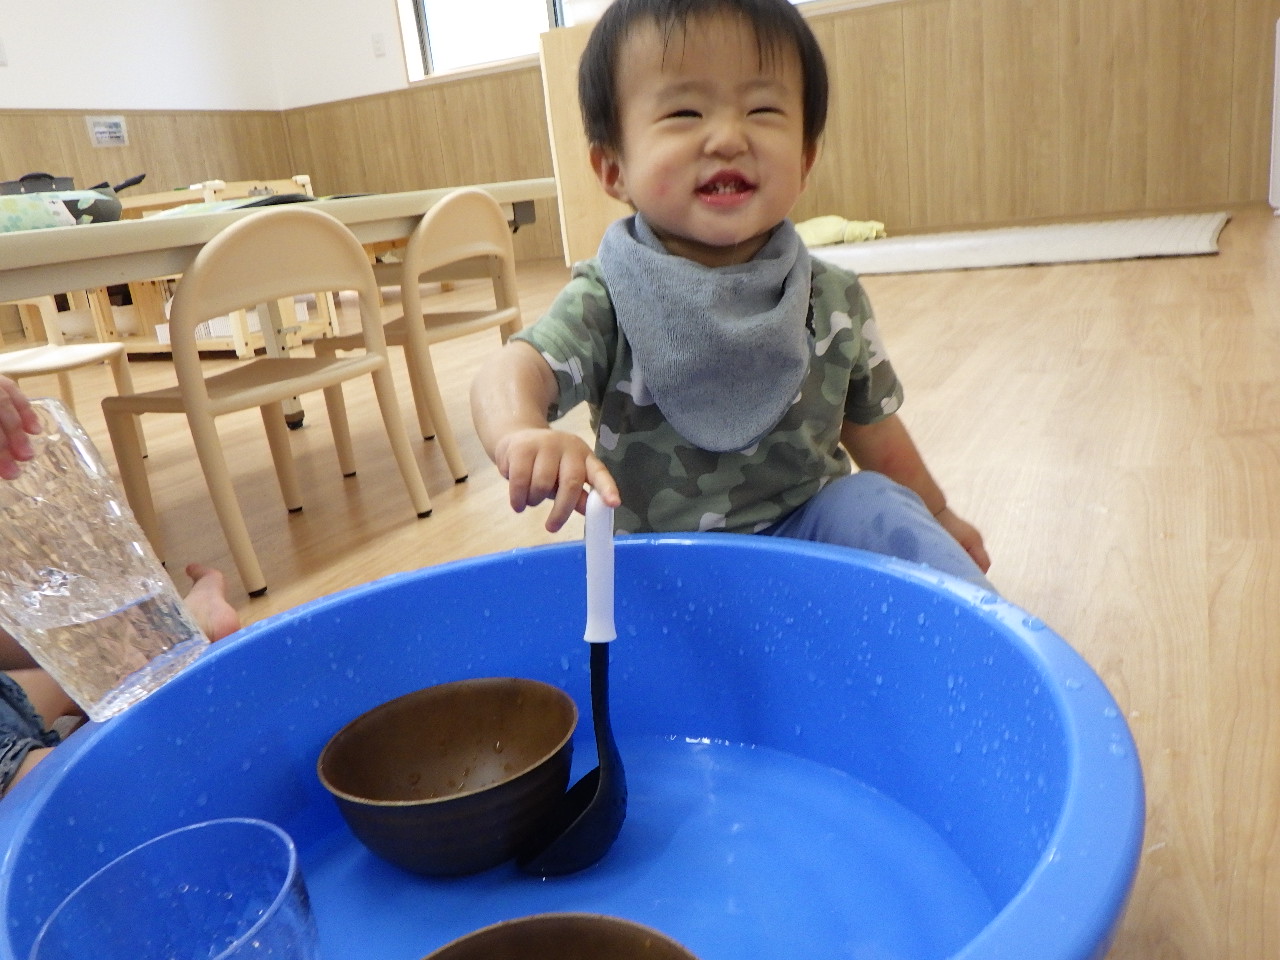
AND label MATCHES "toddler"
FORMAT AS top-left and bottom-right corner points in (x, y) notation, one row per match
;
(471, 0), (992, 589)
